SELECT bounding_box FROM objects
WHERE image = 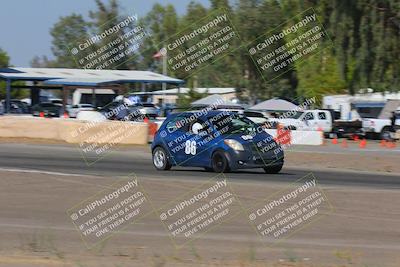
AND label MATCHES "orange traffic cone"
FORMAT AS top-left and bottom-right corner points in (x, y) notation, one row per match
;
(143, 117), (149, 123)
(332, 137), (338, 145)
(39, 111), (45, 118)
(341, 139), (348, 148)
(353, 135), (359, 141)
(386, 142), (396, 149)
(63, 112), (69, 119)
(359, 139), (367, 148)
(380, 139), (387, 147)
